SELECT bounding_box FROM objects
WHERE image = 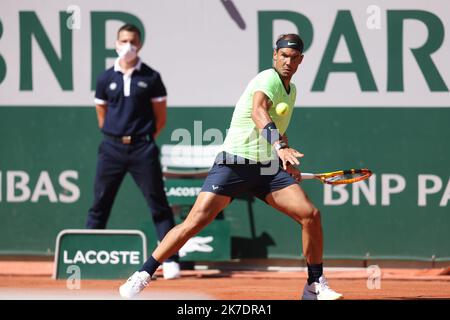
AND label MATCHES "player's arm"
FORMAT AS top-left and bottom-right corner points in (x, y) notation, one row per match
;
(251, 91), (274, 128)
(251, 91), (303, 171)
(278, 131), (301, 181)
(95, 104), (107, 129)
(152, 98), (167, 139)
(281, 133), (289, 146)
